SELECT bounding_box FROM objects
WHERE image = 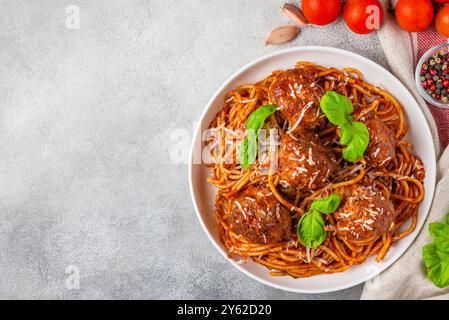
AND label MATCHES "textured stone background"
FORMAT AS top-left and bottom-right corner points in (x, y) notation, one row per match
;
(0, 0), (389, 299)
